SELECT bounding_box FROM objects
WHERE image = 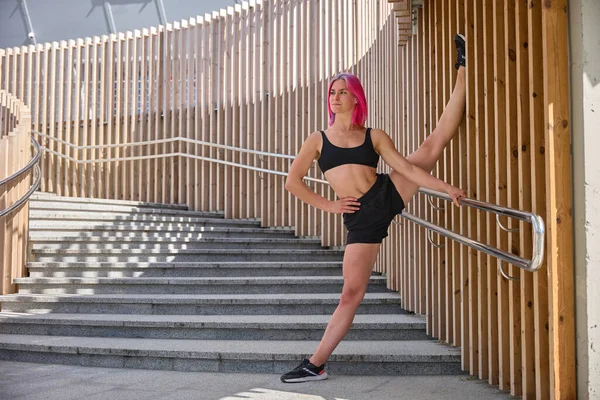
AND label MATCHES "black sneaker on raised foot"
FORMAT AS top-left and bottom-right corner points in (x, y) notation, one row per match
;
(280, 359), (328, 383)
(454, 33), (466, 70)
